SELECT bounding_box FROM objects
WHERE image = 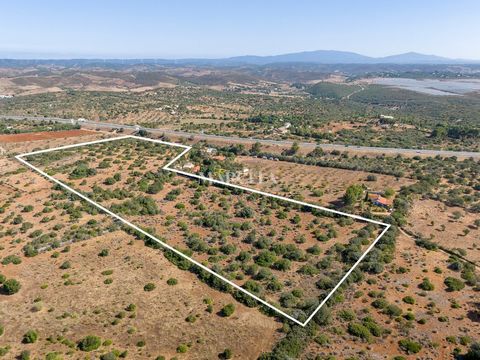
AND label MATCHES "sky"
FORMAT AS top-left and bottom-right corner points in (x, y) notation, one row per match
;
(2, 0), (480, 59)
